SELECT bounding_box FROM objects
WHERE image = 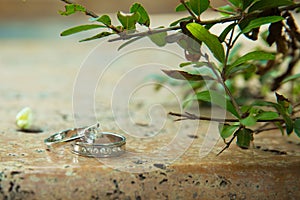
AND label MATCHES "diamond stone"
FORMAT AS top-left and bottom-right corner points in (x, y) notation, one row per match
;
(100, 148), (105, 154)
(106, 148), (112, 154)
(81, 147), (87, 153)
(93, 148), (99, 154)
